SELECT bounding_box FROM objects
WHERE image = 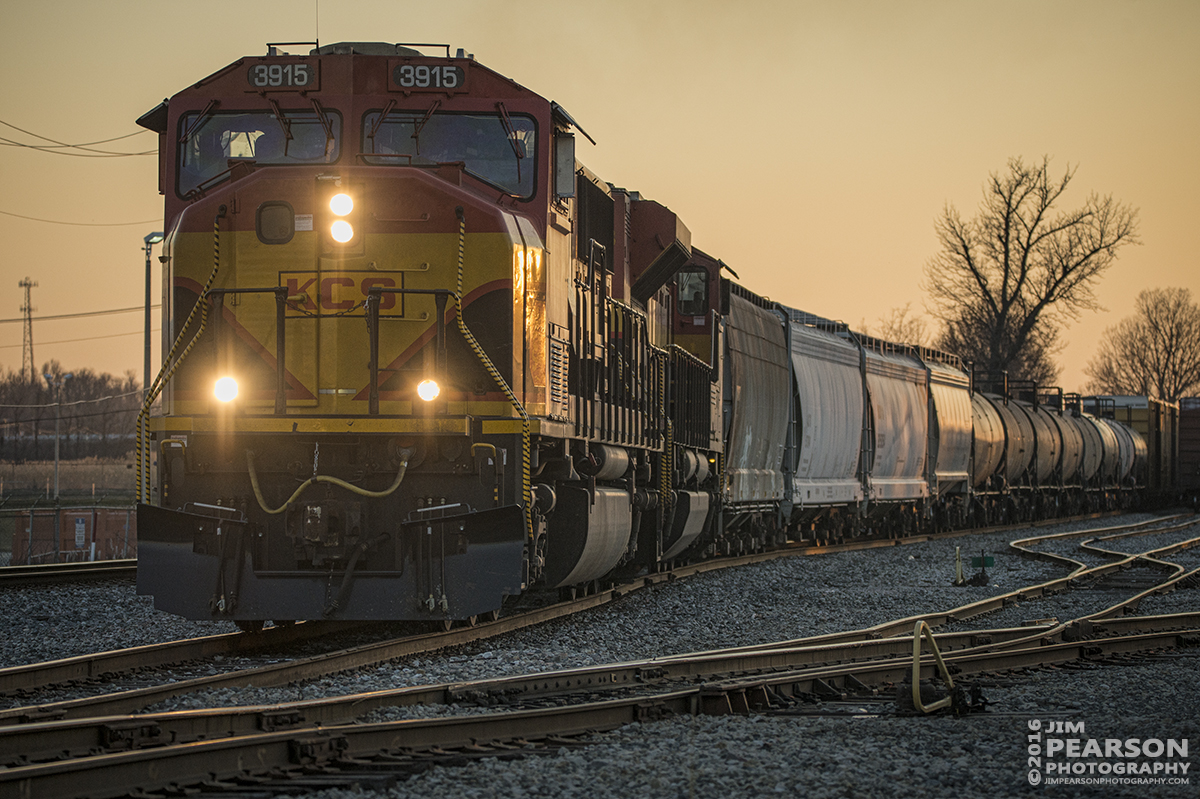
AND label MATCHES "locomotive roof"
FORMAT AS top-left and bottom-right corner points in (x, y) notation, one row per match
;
(166, 42), (540, 105)
(309, 42), (424, 56)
